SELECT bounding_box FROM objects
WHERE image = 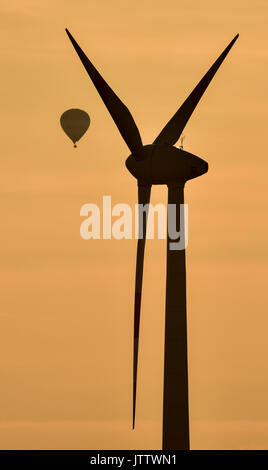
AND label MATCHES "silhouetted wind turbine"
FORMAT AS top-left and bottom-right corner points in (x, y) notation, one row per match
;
(65, 28), (238, 450)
